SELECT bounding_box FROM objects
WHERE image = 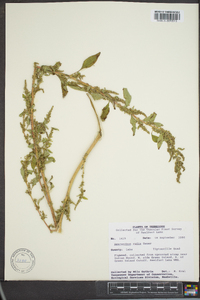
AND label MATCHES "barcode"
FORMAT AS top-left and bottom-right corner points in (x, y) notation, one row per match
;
(151, 10), (184, 22)
(155, 11), (180, 21)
